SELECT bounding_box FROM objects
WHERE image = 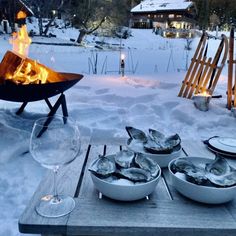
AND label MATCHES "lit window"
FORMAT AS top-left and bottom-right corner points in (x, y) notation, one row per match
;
(176, 15), (182, 18)
(169, 14), (174, 18)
